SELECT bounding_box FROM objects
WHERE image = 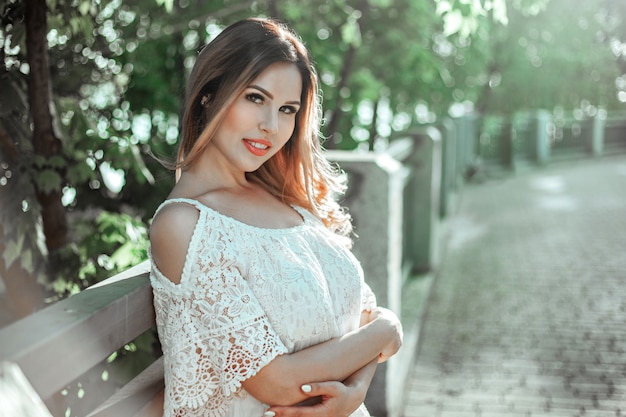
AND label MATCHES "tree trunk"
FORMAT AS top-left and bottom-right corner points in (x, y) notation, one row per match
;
(267, 0), (283, 20)
(324, 44), (358, 148)
(368, 98), (379, 151)
(474, 61), (500, 114)
(25, 0), (68, 253)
